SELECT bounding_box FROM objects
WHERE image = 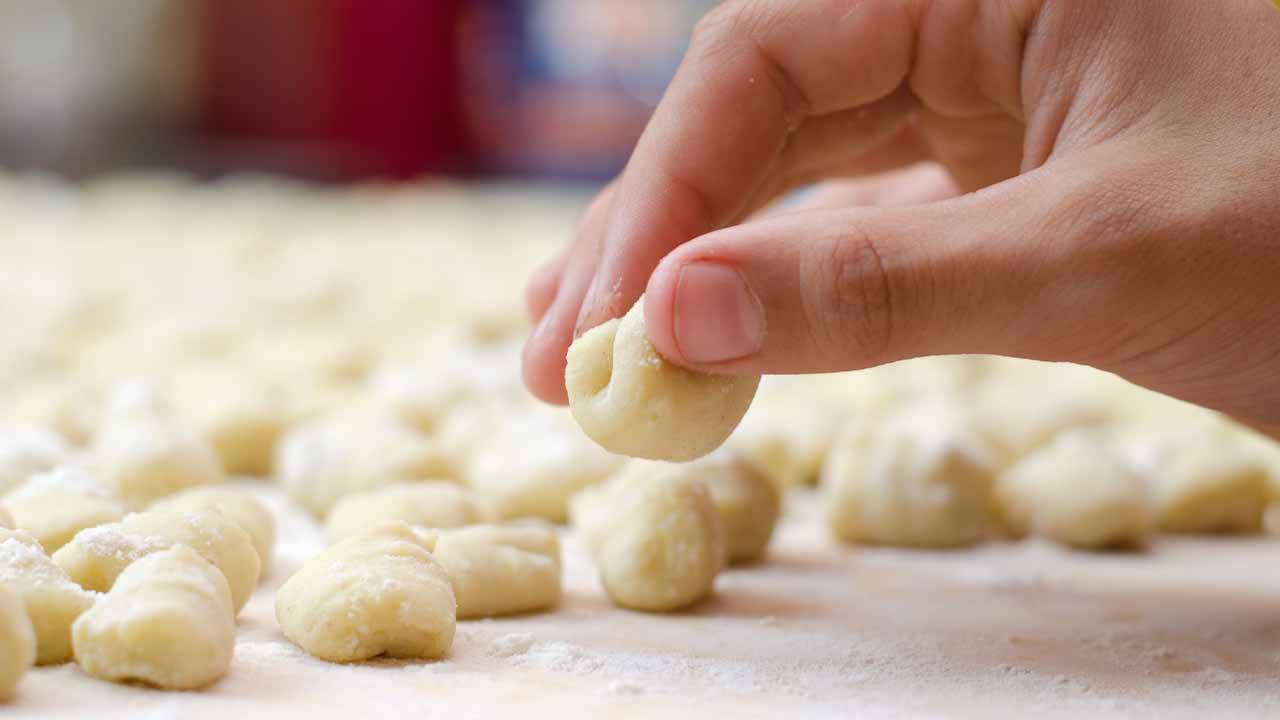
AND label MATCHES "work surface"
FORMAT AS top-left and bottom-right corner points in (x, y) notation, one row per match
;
(10, 485), (1279, 720)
